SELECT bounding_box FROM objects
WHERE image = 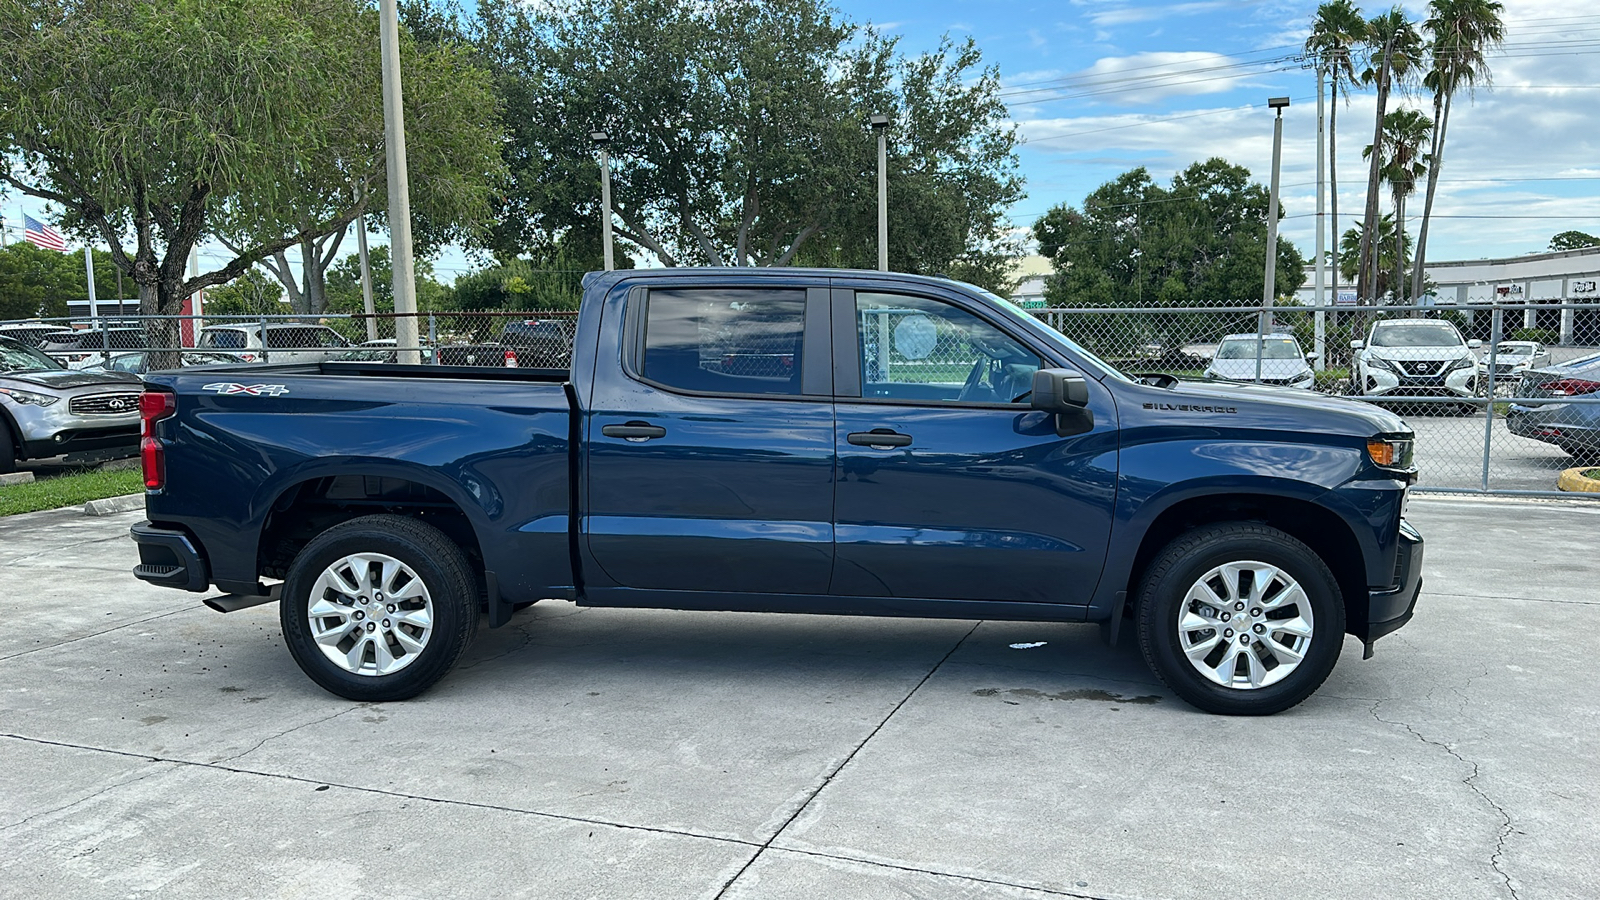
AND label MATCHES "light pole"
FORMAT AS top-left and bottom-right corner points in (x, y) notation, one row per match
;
(1259, 96), (1289, 384)
(380, 0), (420, 365)
(591, 130), (615, 271)
(1314, 70), (1327, 373)
(870, 114), (890, 272)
